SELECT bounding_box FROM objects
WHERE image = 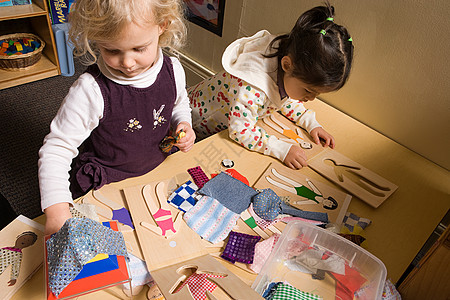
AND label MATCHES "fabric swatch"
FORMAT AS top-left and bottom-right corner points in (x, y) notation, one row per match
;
(167, 180), (198, 212)
(221, 231), (261, 264)
(342, 212), (372, 232)
(199, 172), (258, 214)
(183, 195), (239, 244)
(46, 218), (128, 296)
(271, 283), (322, 300)
(250, 233), (280, 273)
